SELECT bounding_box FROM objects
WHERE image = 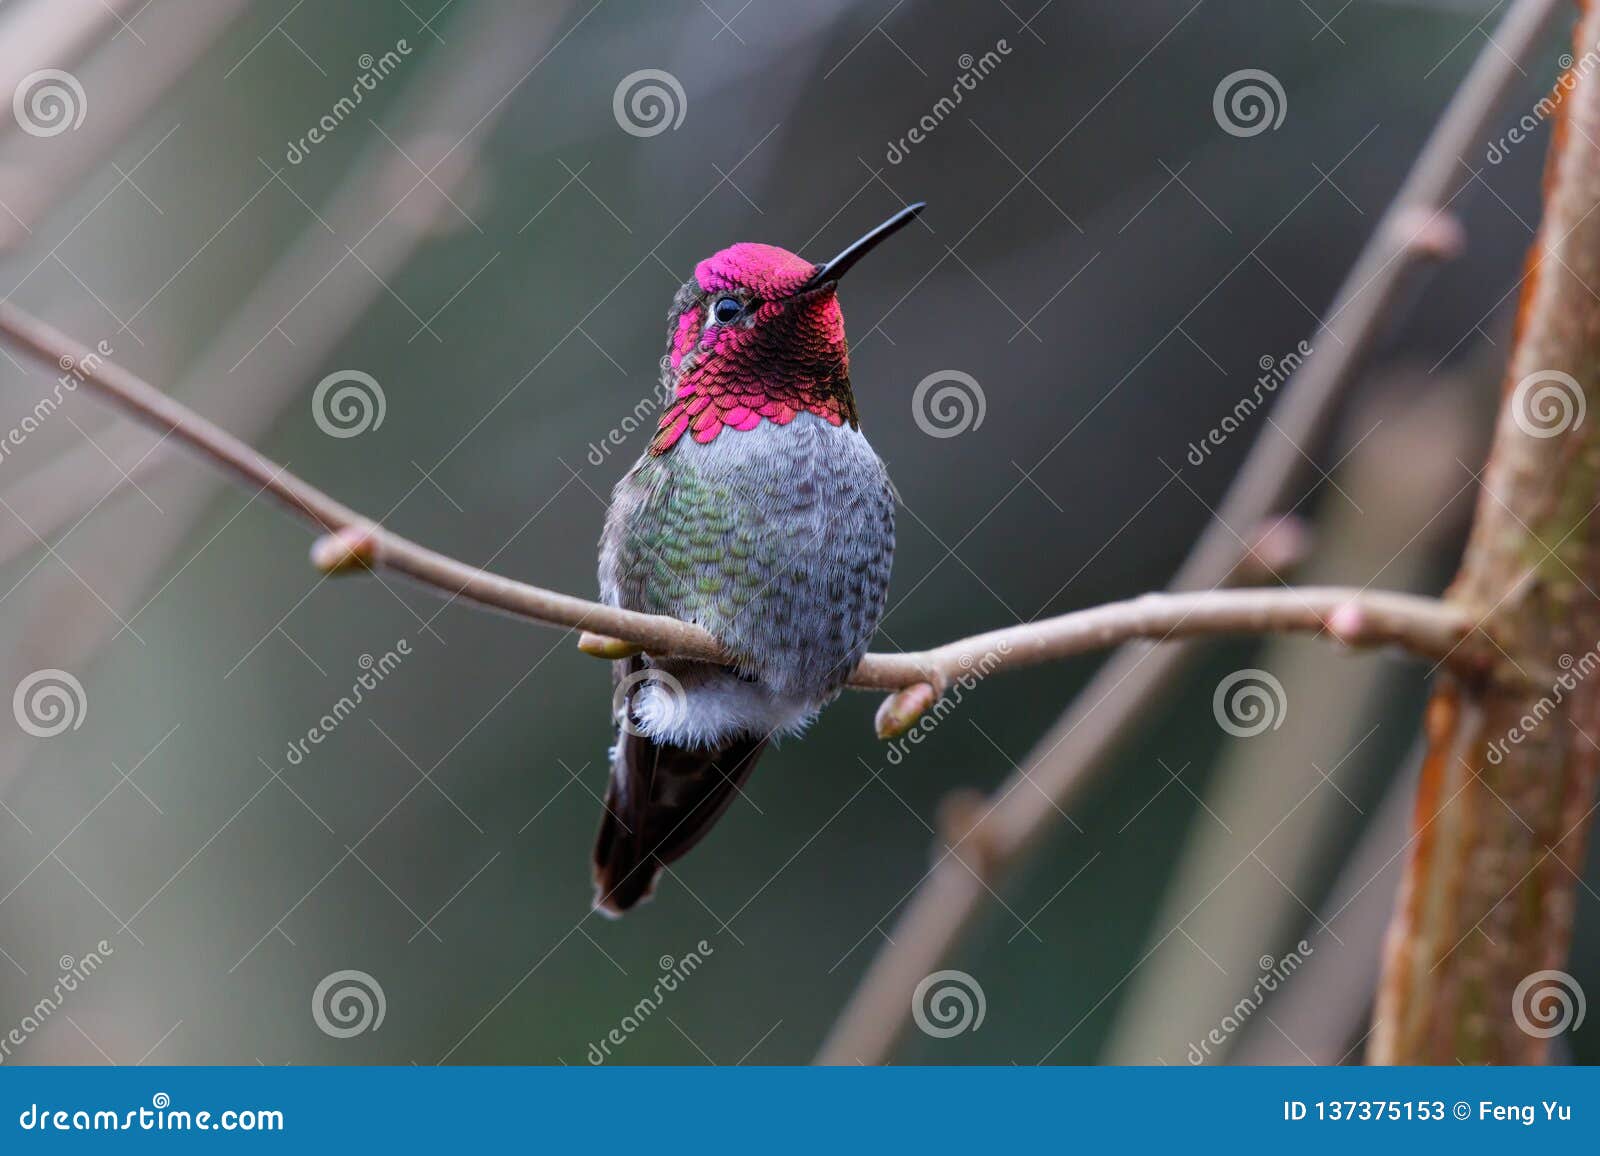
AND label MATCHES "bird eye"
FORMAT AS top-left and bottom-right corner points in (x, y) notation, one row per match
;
(711, 295), (743, 324)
